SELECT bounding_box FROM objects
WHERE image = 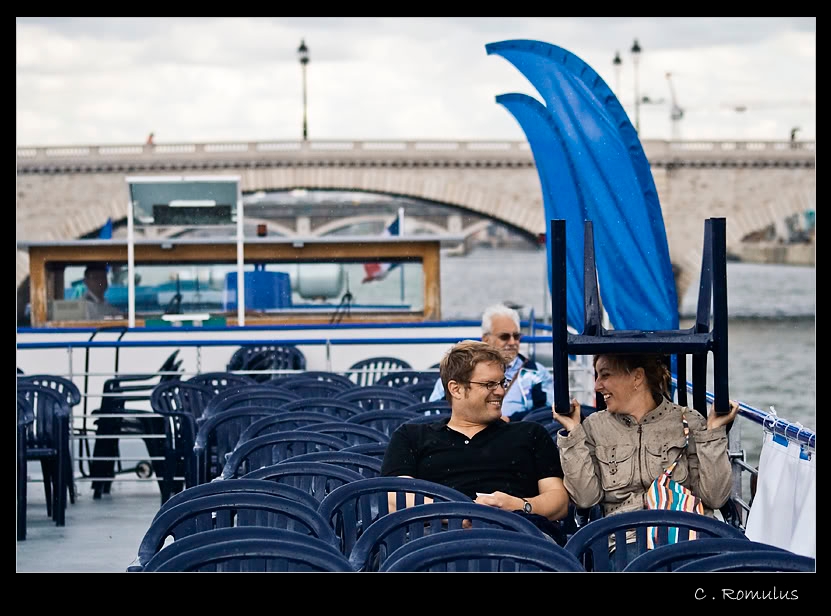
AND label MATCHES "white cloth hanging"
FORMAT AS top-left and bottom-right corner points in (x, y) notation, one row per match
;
(745, 430), (815, 558)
